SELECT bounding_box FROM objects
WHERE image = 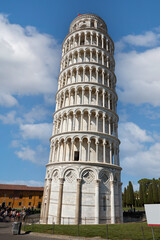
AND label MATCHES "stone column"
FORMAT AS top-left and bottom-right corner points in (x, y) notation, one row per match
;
(96, 141), (99, 162)
(95, 179), (100, 224)
(78, 34), (80, 46)
(76, 68), (78, 82)
(84, 33), (87, 45)
(110, 142), (112, 164)
(82, 89), (84, 104)
(62, 141), (66, 162)
(107, 73), (110, 87)
(96, 69), (98, 83)
(81, 112), (83, 130)
(102, 70), (105, 85)
(103, 114), (105, 133)
(89, 89), (92, 104)
(75, 178), (82, 224)
(103, 140), (106, 163)
(45, 179), (52, 223)
(88, 141), (90, 161)
(107, 56), (109, 68)
(52, 143), (55, 162)
(83, 67), (85, 81)
(60, 117), (63, 133)
(91, 33), (93, 45)
(102, 53), (104, 65)
(88, 113), (91, 130)
(56, 178), (64, 224)
(90, 50), (92, 62)
(96, 114), (99, 132)
(73, 113), (76, 130)
(108, 117), (111, 135)
(96, 50), (98, 63)
(79, 140), (82, 161)
(71, 140), (74, 161)
(108, 93), (110, 109)
(114, 145), (116, 165)
(103, 89), (105, 108)
(110, 180), (115, 224)
(96, 90), (99, 105)
(78, 50), (80, 62)
(57, 142), (61, 162)
(106, 39), (109, 51)
(102, 35), (104, 48)
(66, 114), (69, 131)
(96, 34), (99, 46)
(75, 90), (77, 105)
(90, 68), (92, 82)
